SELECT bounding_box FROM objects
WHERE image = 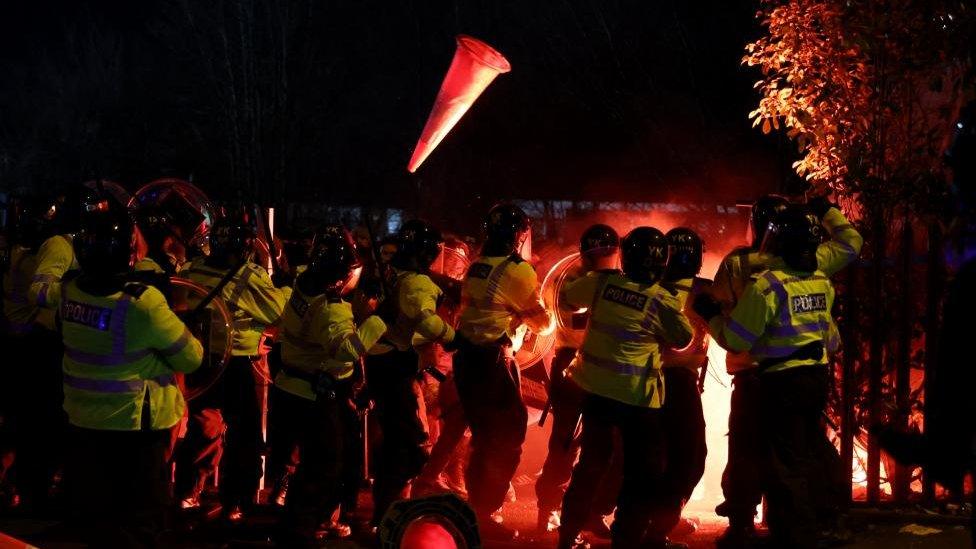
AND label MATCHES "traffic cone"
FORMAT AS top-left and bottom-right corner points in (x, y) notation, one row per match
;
(407, 35), (511, 173)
